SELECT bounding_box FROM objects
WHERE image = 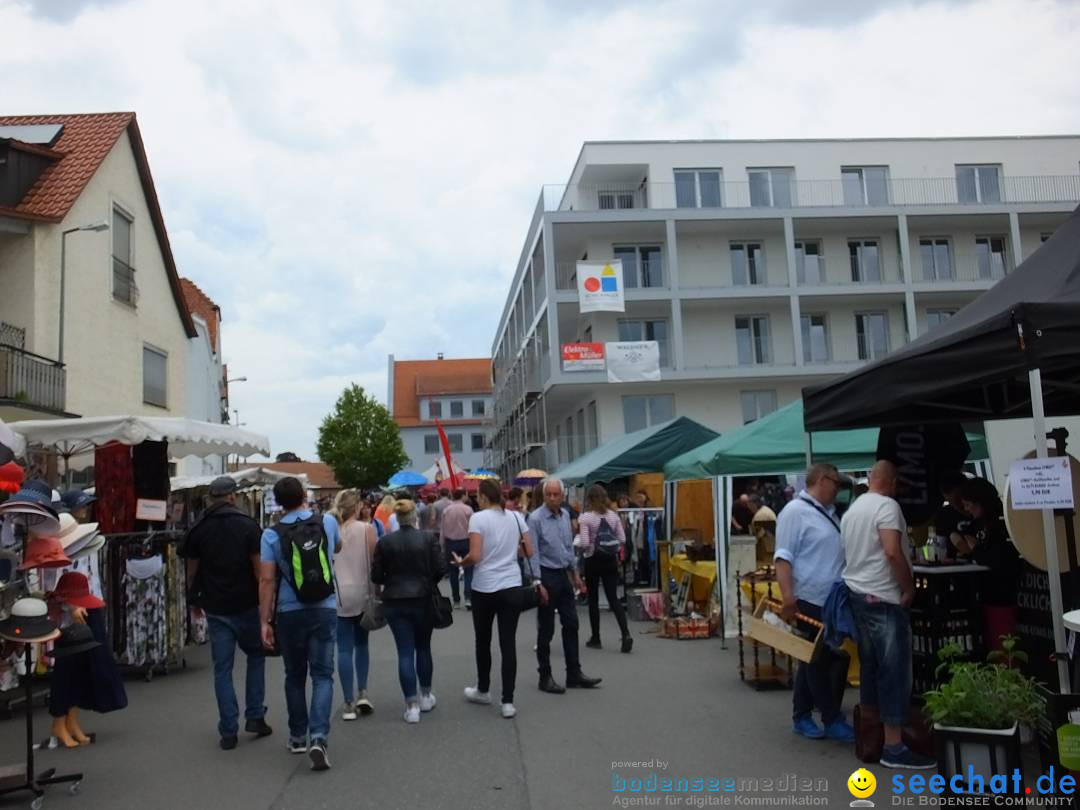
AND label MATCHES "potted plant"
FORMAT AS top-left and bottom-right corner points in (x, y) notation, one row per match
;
(923, 636), (1044, 786)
